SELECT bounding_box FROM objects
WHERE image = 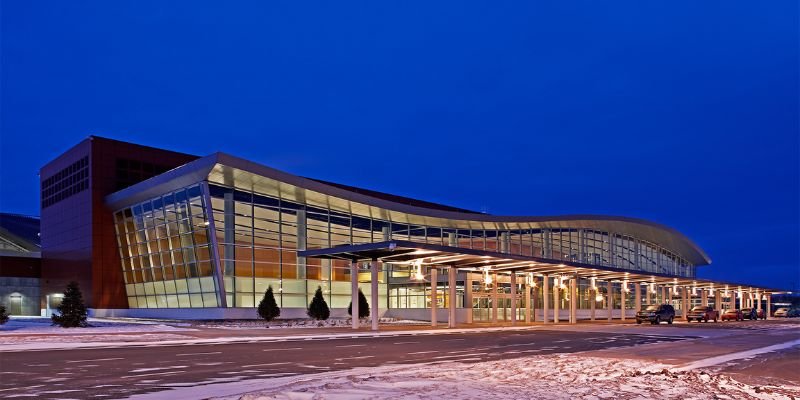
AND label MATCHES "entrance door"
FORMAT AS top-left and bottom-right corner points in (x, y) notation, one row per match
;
(9, 295), (22, 315)
(472, 296), (492, 322)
